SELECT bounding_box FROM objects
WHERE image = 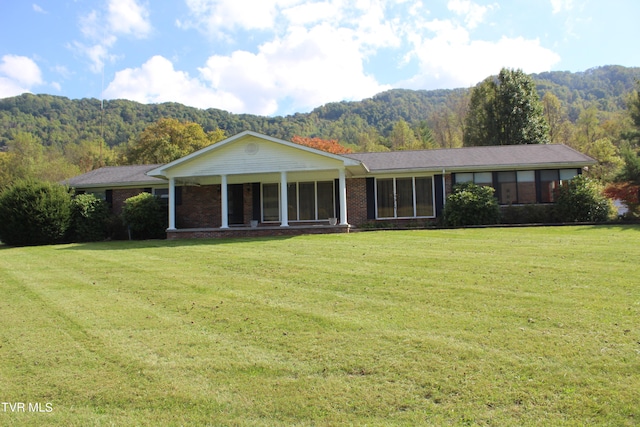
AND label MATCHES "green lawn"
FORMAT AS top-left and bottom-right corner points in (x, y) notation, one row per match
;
(1, 226), (639, 426)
